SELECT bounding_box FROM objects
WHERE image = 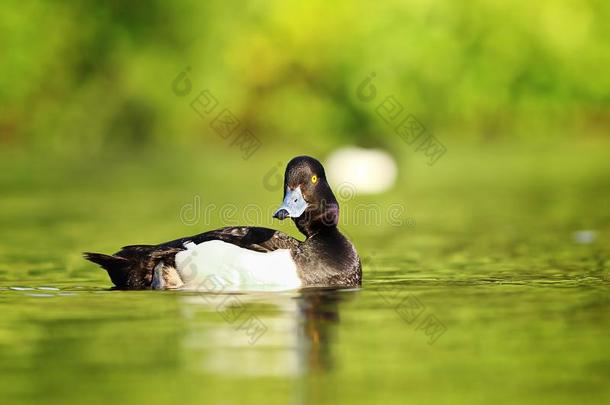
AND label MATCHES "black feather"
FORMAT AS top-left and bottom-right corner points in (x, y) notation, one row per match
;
(83, 252), (130, 287)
